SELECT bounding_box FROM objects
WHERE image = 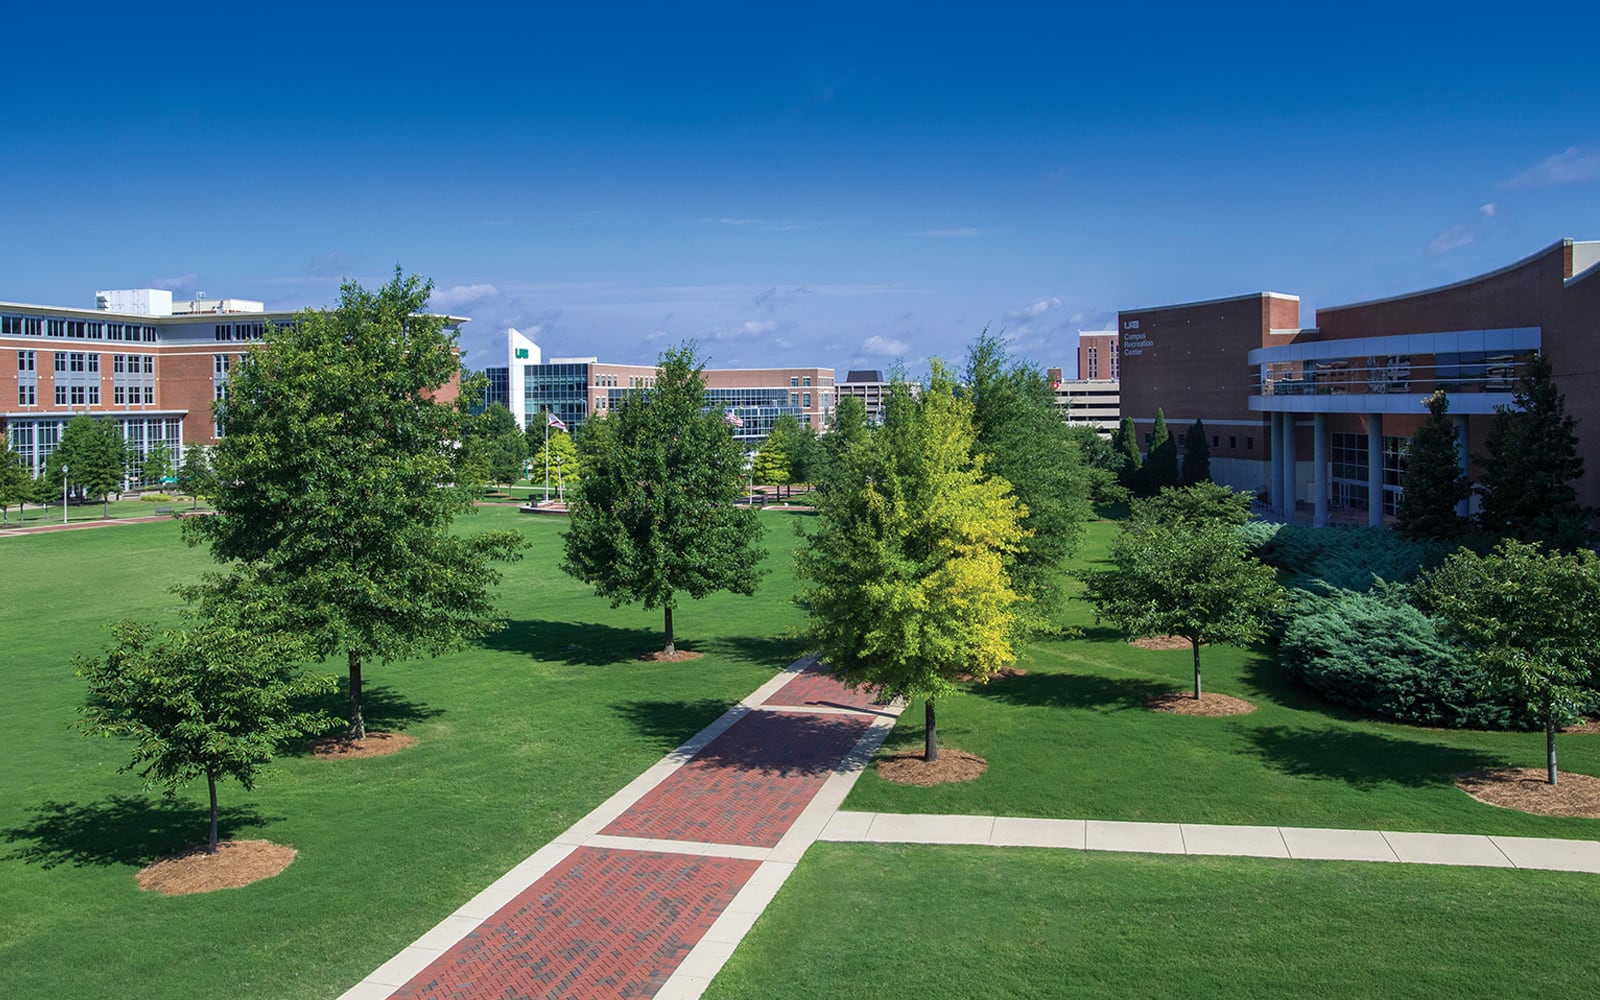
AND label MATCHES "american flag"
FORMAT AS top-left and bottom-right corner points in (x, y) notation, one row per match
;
(546, 412), (568, 432)
(722, 409), (744, 428)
